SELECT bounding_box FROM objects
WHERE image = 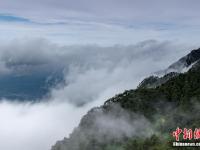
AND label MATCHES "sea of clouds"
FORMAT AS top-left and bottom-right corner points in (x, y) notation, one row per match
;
(0, 38), (192, 150)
